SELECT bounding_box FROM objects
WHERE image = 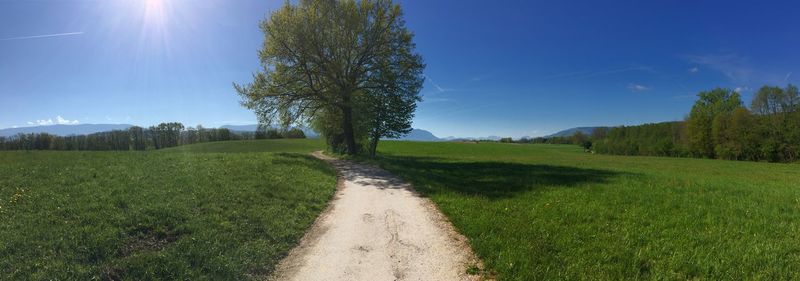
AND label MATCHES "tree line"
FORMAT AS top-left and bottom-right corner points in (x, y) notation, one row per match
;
(592, 85), (800, 162)
(0, 122), (306, 151)
(499, 133), (594, 150)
